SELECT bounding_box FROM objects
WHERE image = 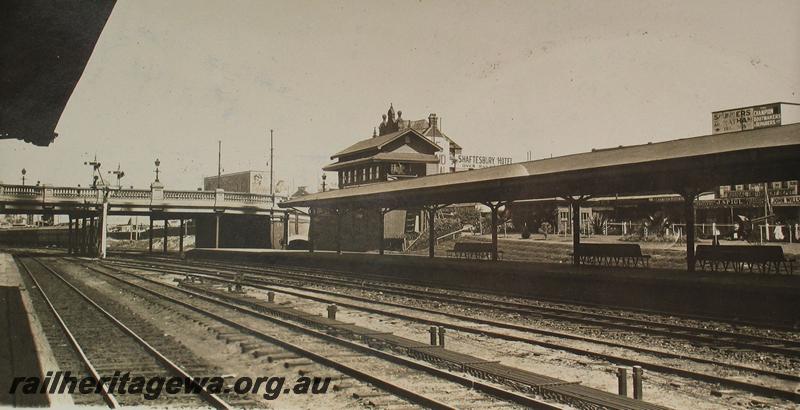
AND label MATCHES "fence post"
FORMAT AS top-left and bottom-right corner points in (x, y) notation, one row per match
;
(632, 366), (643, 400)
(617, 367), (628, 396)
